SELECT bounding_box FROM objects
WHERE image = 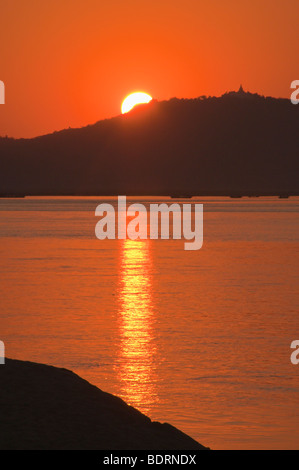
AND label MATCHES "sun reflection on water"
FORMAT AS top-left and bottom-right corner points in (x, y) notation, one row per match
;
(116, 239), (158, 414)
